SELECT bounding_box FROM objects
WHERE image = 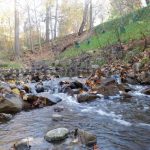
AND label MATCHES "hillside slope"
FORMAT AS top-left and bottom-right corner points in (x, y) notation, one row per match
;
(60, 6), (150, 60)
